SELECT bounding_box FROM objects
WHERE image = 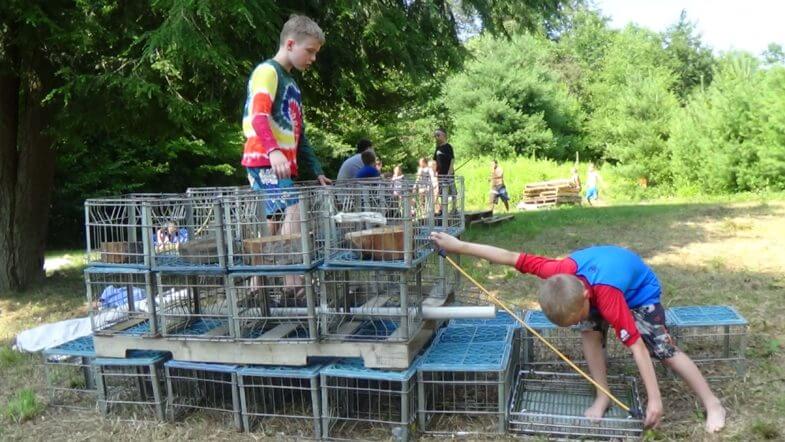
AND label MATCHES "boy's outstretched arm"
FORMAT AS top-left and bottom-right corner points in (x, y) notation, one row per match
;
(629, 339), (663, 428)
(430, 231), (519, 266)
